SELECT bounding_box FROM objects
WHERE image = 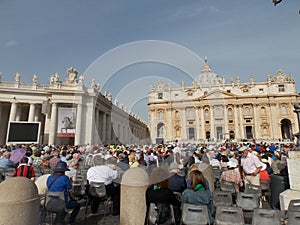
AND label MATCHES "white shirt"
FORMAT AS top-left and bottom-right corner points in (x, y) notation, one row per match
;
(241, 153), (262, 174)
(87, 165), (118, 185)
